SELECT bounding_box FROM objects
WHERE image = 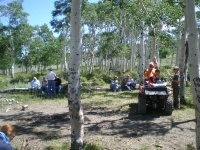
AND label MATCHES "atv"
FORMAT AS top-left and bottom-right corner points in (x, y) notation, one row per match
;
(138, 81), (173, 115)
